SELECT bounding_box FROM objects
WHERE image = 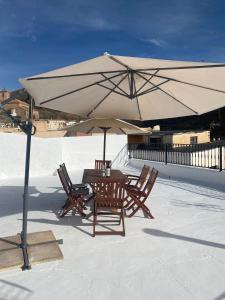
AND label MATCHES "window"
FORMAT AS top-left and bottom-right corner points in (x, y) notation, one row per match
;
(190, 136), (198, 144)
